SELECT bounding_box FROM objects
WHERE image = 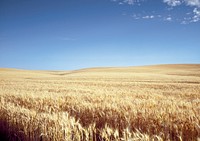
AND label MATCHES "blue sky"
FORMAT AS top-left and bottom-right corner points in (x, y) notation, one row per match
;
(0, 0), (200, 70)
